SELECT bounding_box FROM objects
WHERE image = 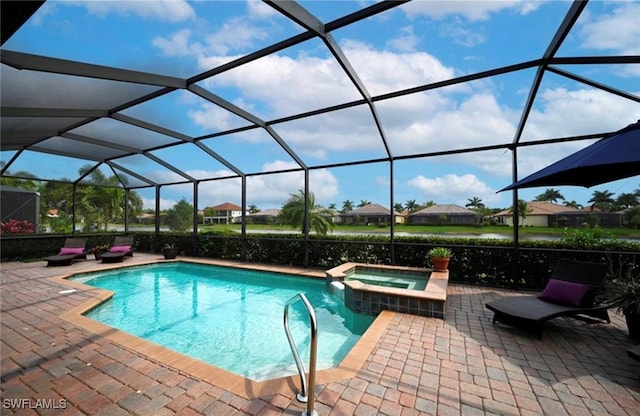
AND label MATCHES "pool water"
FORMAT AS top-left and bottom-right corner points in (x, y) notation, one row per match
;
(346, 270), (428, 290)
(72, 262), (374, 381)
